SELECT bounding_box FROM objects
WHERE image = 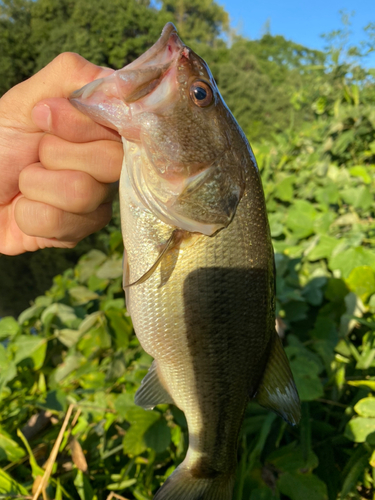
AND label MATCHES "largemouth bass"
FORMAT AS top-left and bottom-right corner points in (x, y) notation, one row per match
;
(70, 23), (300, 500)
